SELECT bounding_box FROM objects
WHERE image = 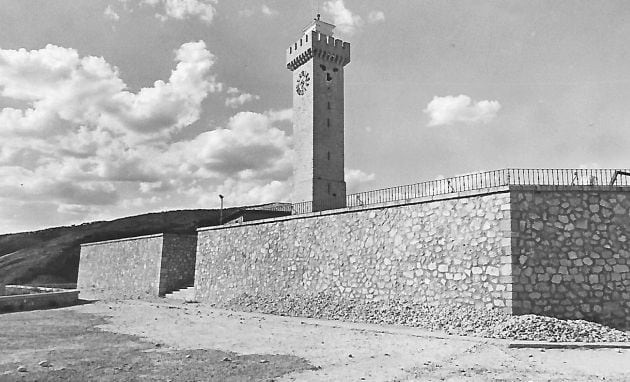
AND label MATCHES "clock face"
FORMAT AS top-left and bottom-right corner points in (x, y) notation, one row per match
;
(296, 70), (310, 96)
